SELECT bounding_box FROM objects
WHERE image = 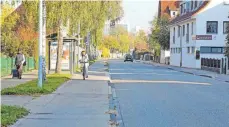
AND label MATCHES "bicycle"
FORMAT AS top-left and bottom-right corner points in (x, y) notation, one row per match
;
(80, 61), (88, 80)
